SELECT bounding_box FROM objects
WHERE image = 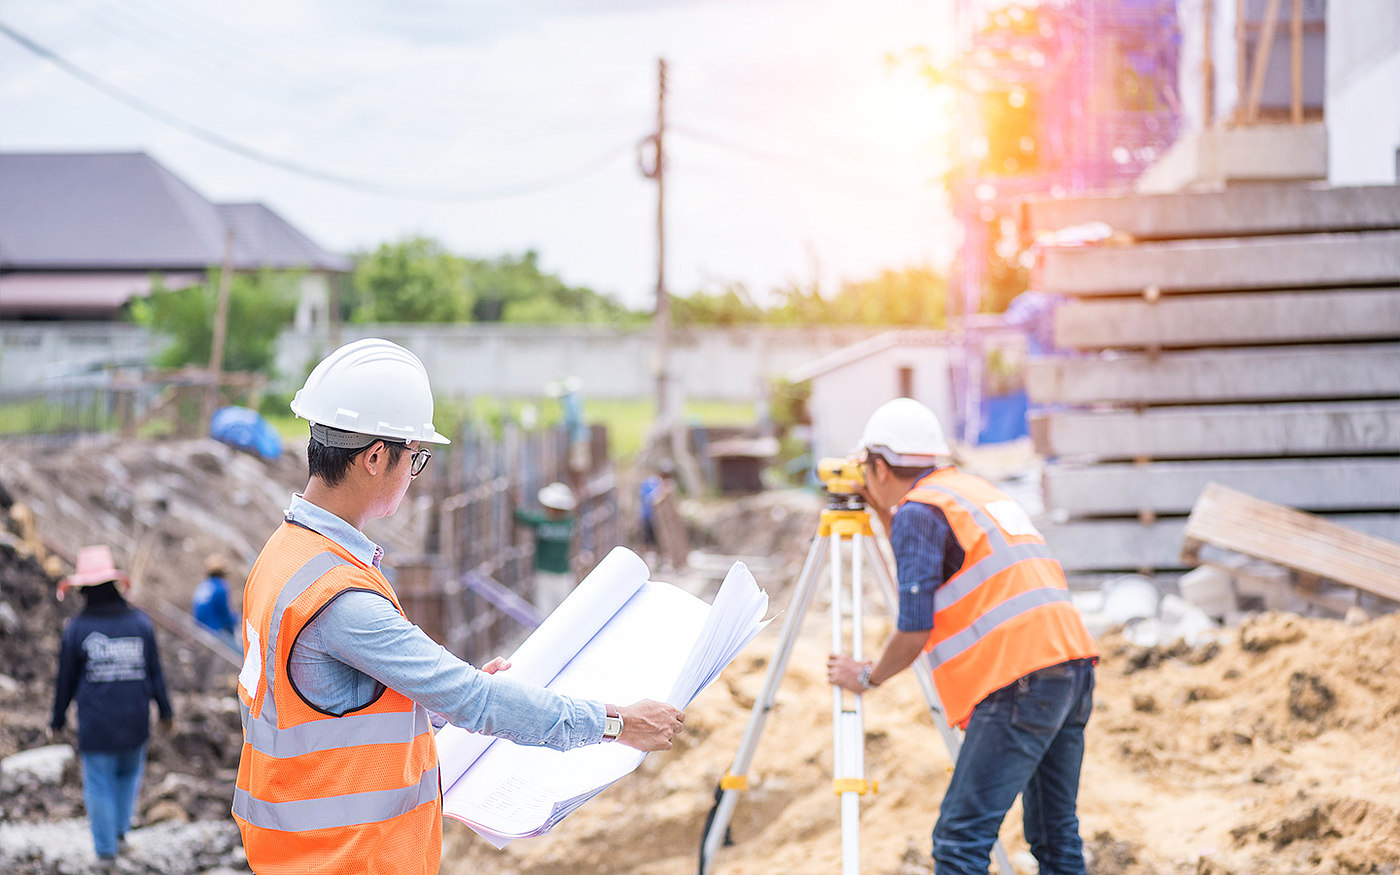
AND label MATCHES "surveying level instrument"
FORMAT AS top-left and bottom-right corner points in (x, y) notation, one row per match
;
(697, 459), (1013, 875)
